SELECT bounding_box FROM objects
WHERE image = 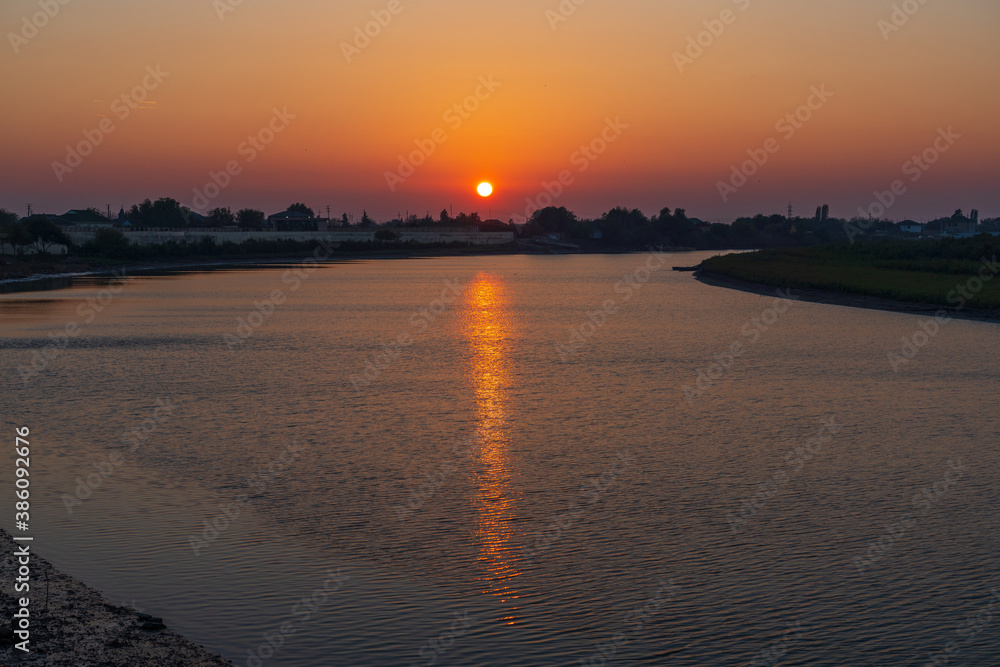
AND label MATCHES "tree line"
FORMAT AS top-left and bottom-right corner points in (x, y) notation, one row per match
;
(2, 198), (996, 257)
